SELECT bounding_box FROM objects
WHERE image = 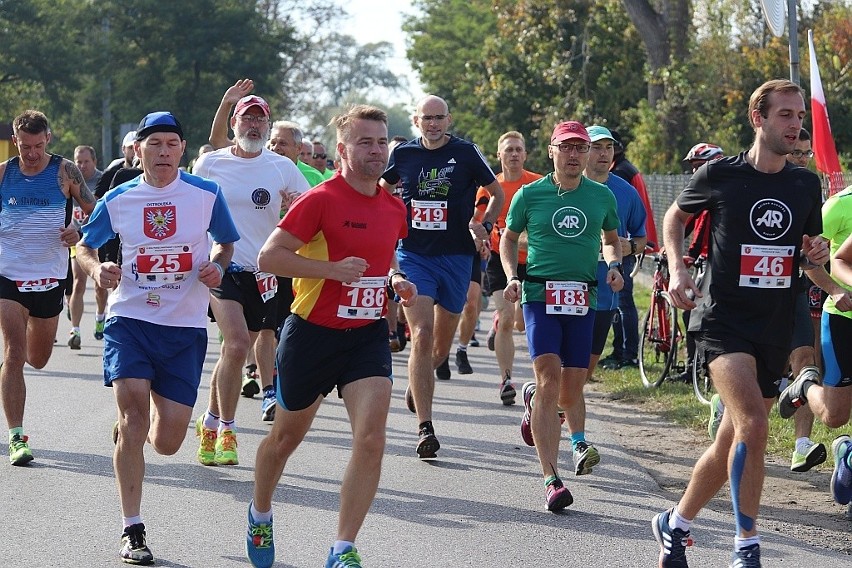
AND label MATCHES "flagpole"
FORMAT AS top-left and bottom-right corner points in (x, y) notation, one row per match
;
(788, 0), (800, 84)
